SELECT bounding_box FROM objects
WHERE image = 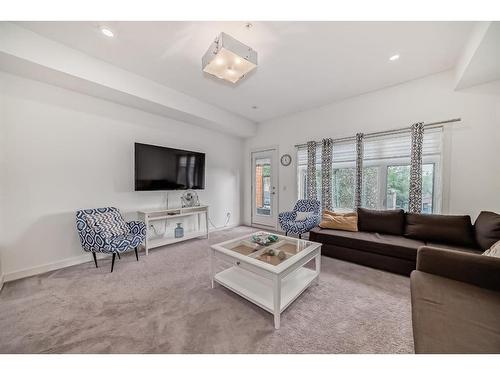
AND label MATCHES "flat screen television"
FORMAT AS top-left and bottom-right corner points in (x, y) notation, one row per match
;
(134, 143), (205, 191)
